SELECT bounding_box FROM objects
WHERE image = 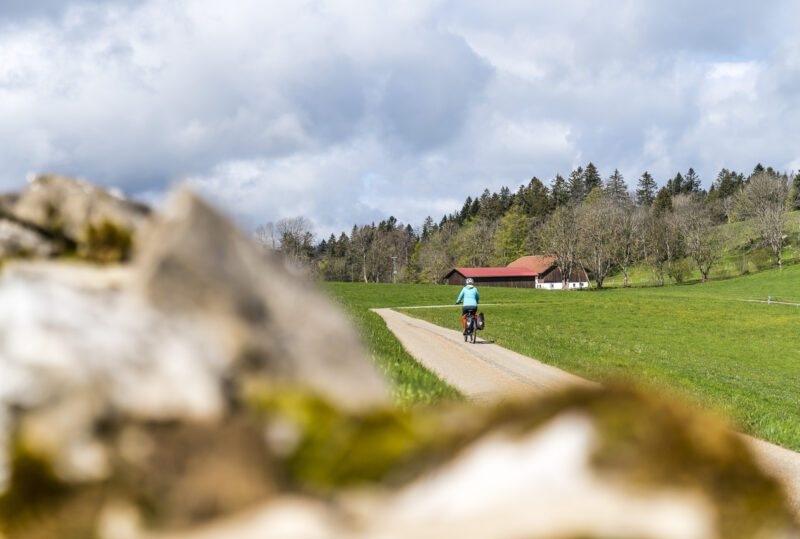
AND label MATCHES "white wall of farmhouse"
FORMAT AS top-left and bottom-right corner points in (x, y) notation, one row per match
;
(535, 280), (589, 290)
